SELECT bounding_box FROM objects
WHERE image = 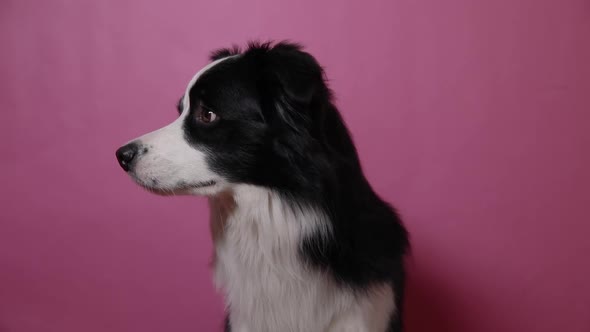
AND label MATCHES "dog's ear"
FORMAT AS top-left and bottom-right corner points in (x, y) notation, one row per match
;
(268, 43), (321, 105)
(261, 42), (327, 134)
